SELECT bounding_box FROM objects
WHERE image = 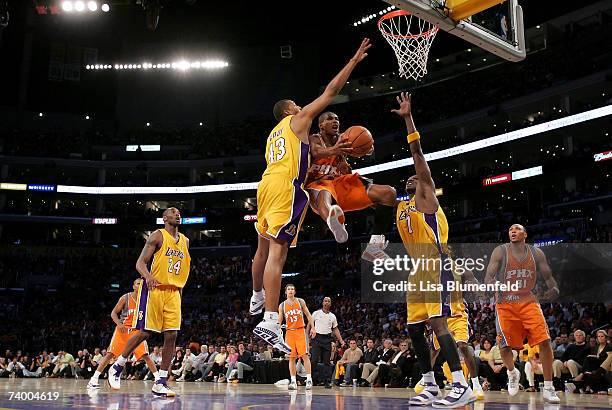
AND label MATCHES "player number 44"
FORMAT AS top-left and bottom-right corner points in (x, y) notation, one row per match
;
(168, 258), (181, 275)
